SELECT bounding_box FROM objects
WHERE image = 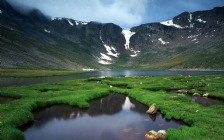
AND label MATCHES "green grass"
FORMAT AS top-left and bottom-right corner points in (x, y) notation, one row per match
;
(0, 75), (224, 139)
(0, 69), (85, 78)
